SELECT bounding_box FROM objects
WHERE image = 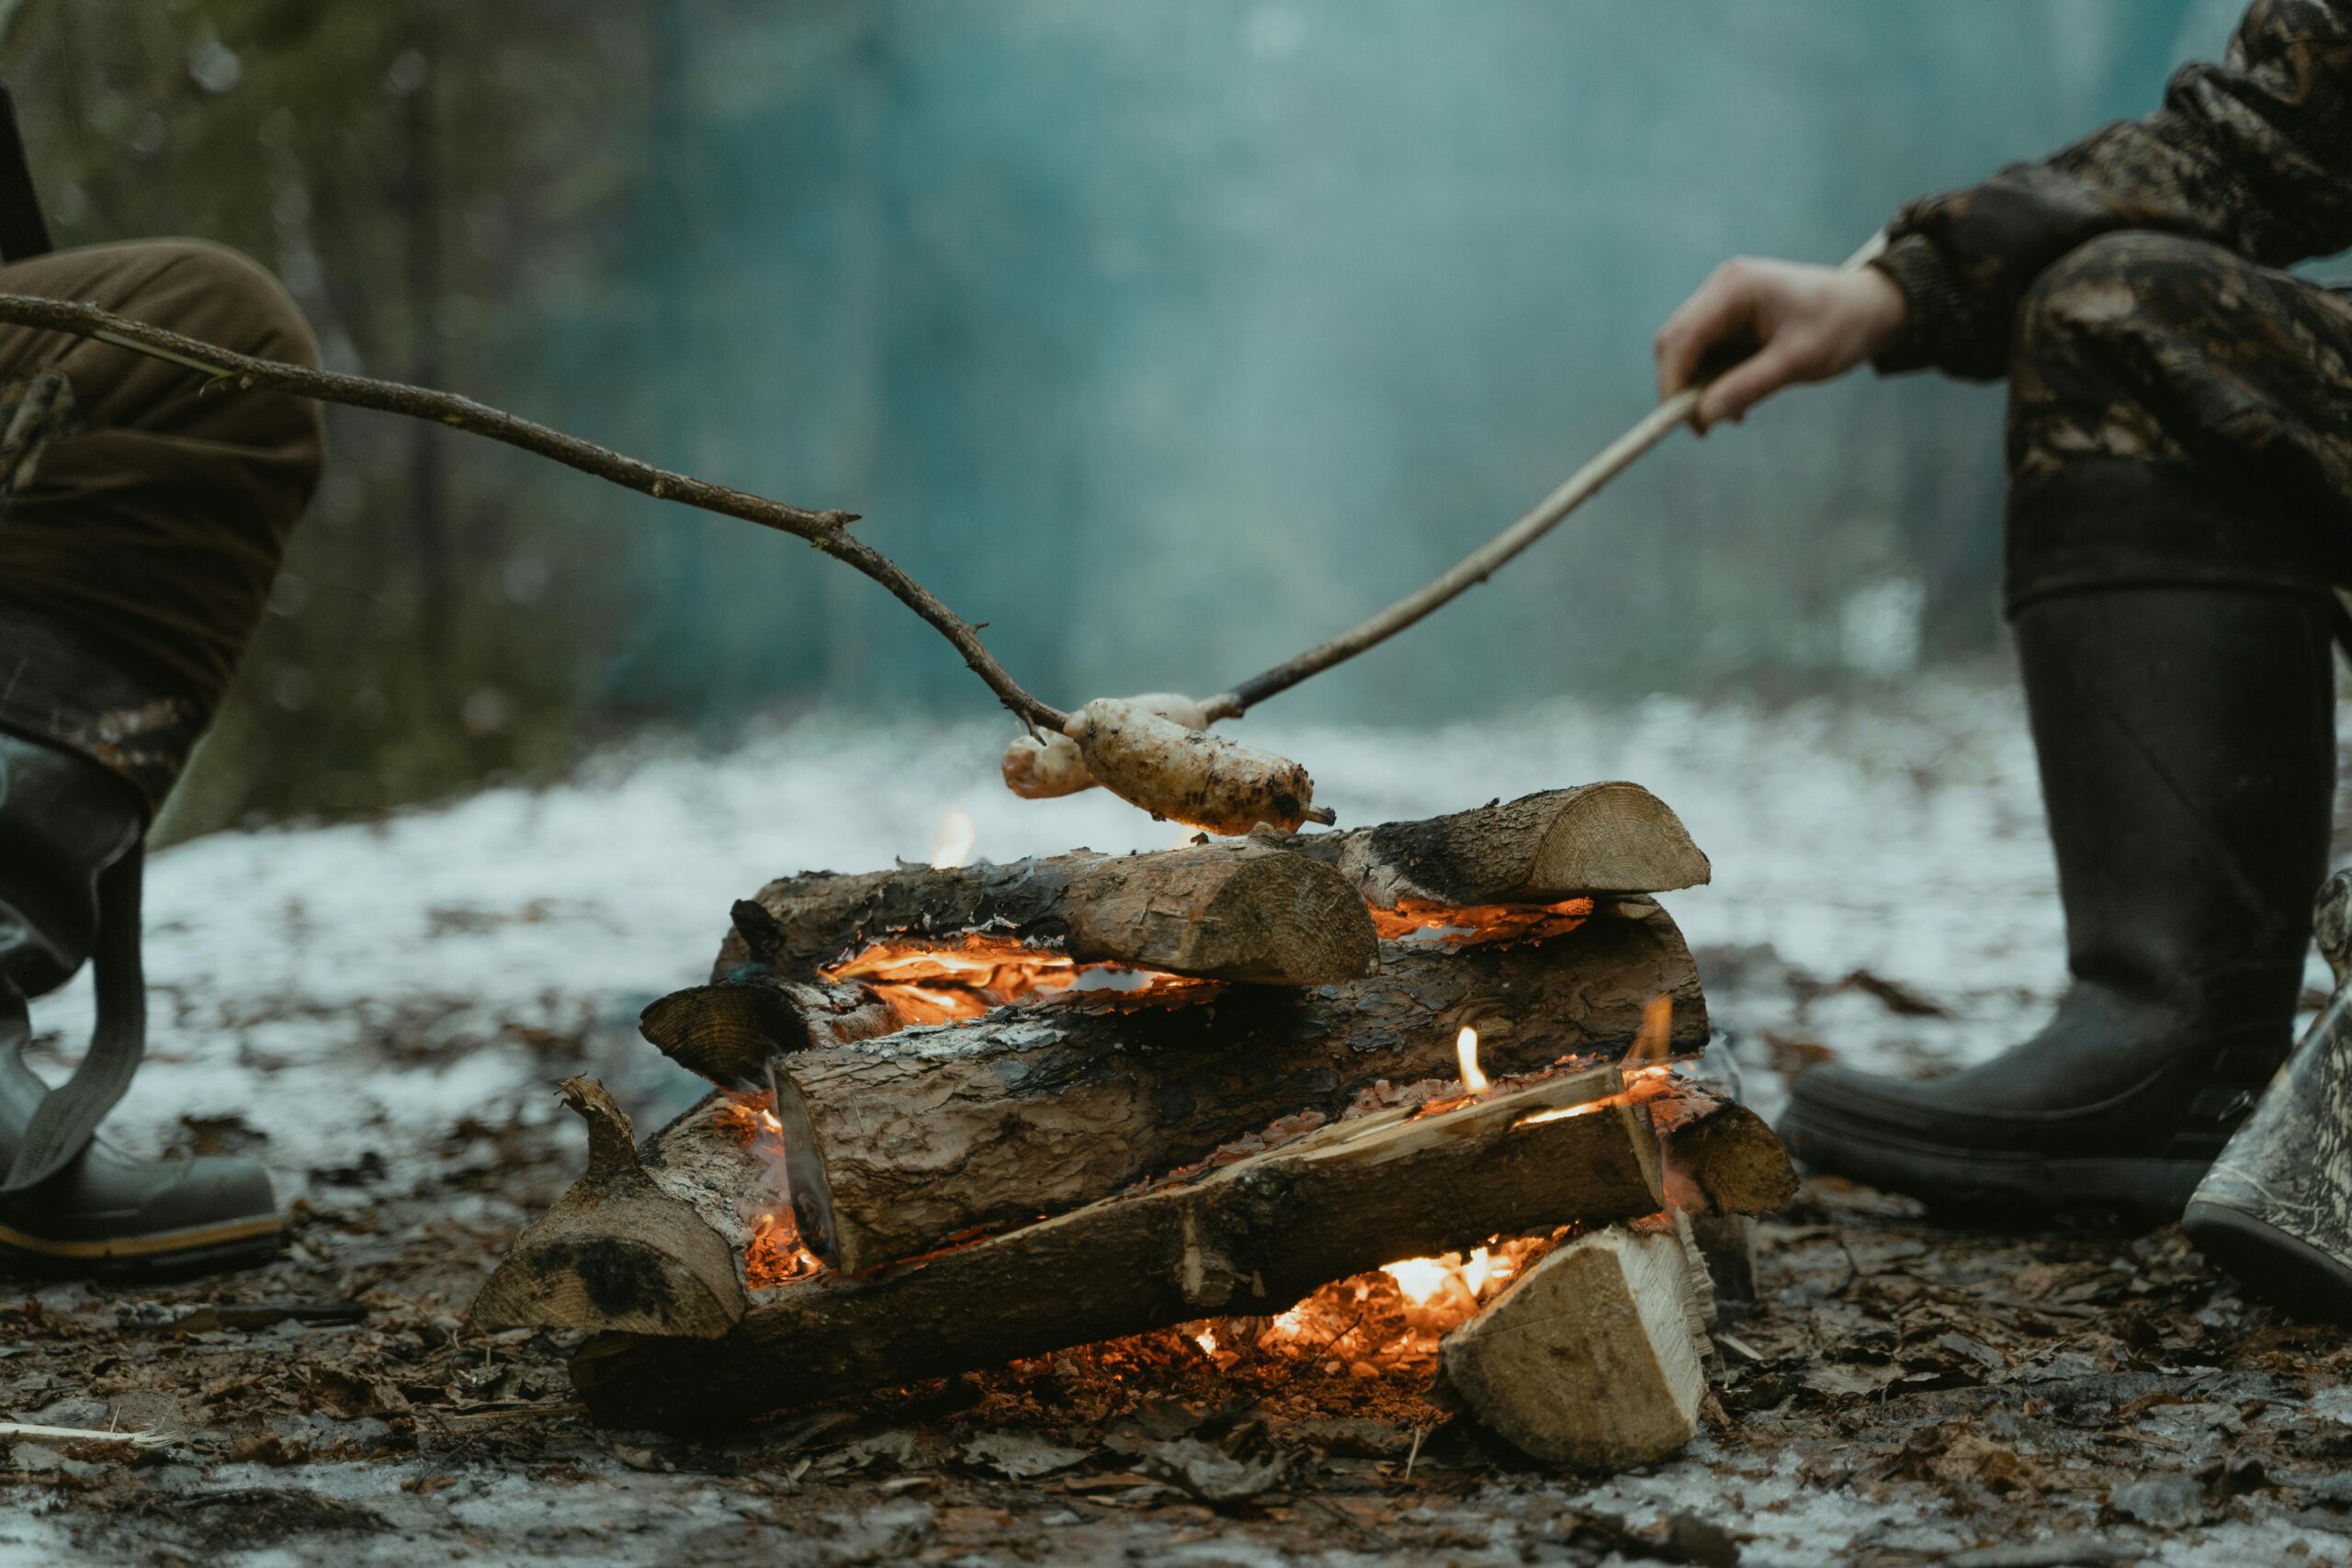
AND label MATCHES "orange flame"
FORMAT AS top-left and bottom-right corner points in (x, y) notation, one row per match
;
(1623, 993), (1674, 1066)
(929, 808), (978, 870)
(1455, 1025), (1489, 1097)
